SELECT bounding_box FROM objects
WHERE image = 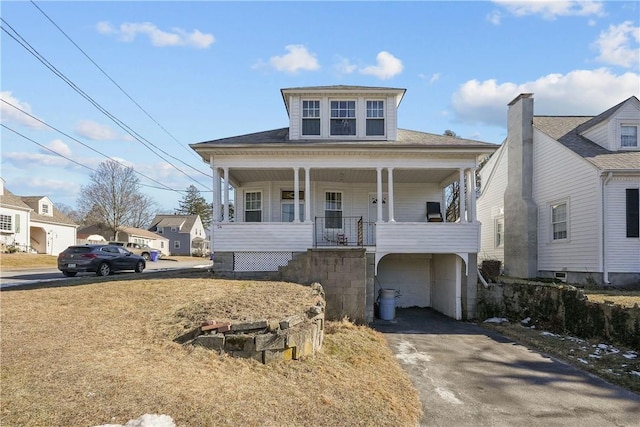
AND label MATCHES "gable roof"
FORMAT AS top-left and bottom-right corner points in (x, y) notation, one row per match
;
(533, 96), (640, 171)
(0, 188), (31, 211)
(149, 214), (199, 232)
(192, 127), (497, 150)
